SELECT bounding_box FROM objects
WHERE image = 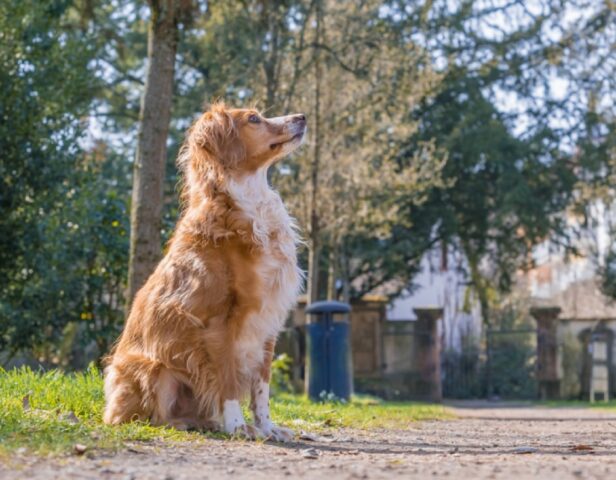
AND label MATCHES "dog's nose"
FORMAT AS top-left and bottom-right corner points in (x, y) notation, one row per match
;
(292, 114), (306, 124)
